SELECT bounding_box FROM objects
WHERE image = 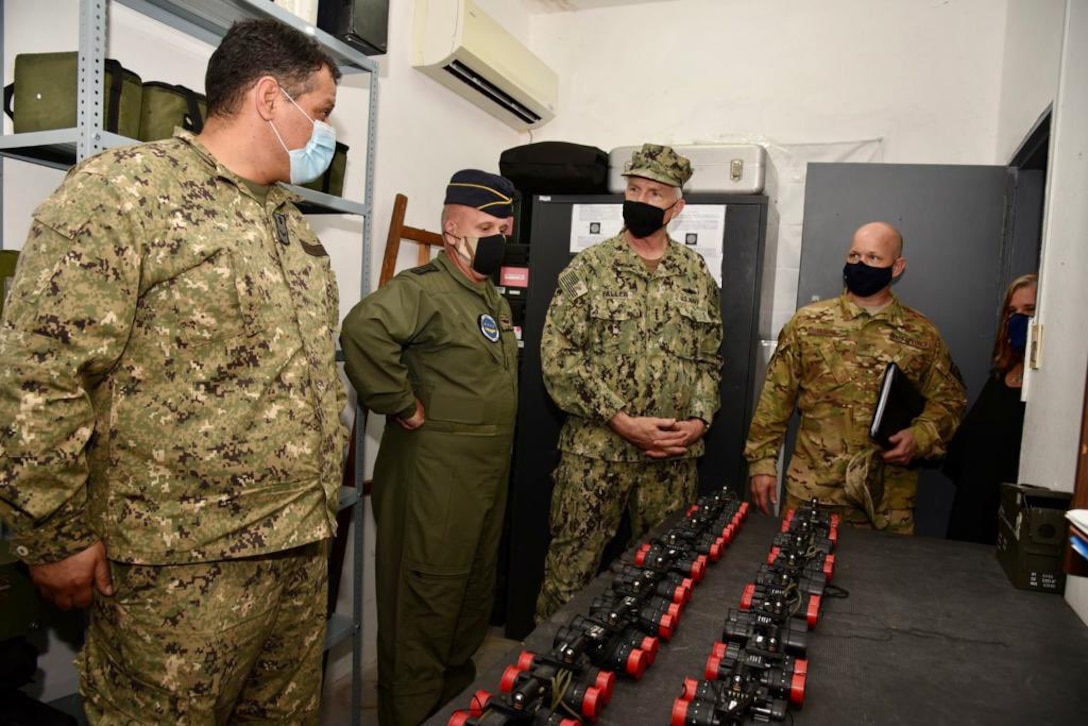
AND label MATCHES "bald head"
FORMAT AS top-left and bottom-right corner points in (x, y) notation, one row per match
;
(853, 222), (903, 258)
(843, 221), (907, 302)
